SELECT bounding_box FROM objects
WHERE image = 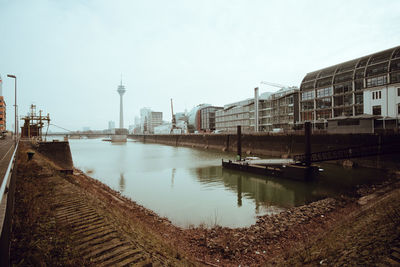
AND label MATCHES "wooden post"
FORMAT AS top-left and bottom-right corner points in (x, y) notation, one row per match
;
(305, 122), (311, 167)
(237, 125), (242, 161)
